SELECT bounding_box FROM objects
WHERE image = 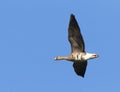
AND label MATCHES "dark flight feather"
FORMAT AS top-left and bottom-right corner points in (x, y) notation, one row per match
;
(68, 14), (85, 52)
(73, 61), (87, 77)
